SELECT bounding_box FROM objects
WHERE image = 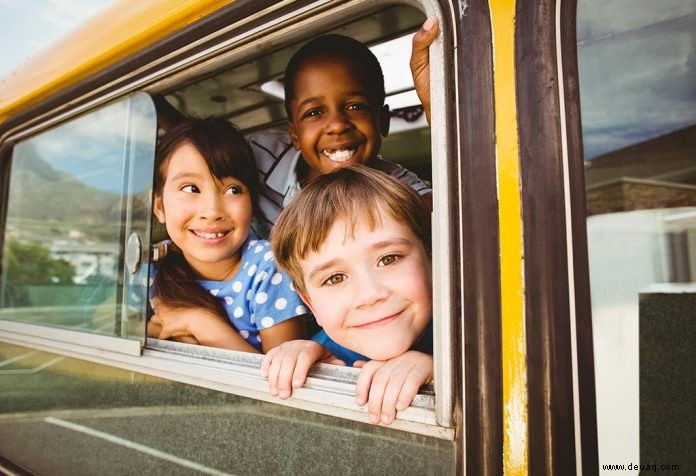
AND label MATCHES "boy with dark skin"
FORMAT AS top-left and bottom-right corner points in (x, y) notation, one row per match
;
(250, 18), (439, 230)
